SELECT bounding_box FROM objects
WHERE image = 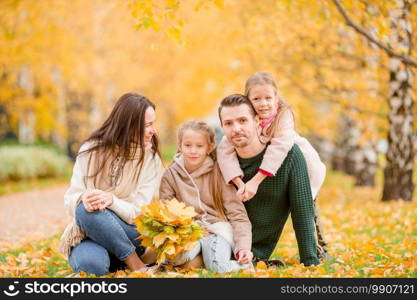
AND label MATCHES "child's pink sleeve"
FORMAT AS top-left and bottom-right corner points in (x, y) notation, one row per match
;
(216, 135), (244, 184)
(259, 109), (297, 176)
